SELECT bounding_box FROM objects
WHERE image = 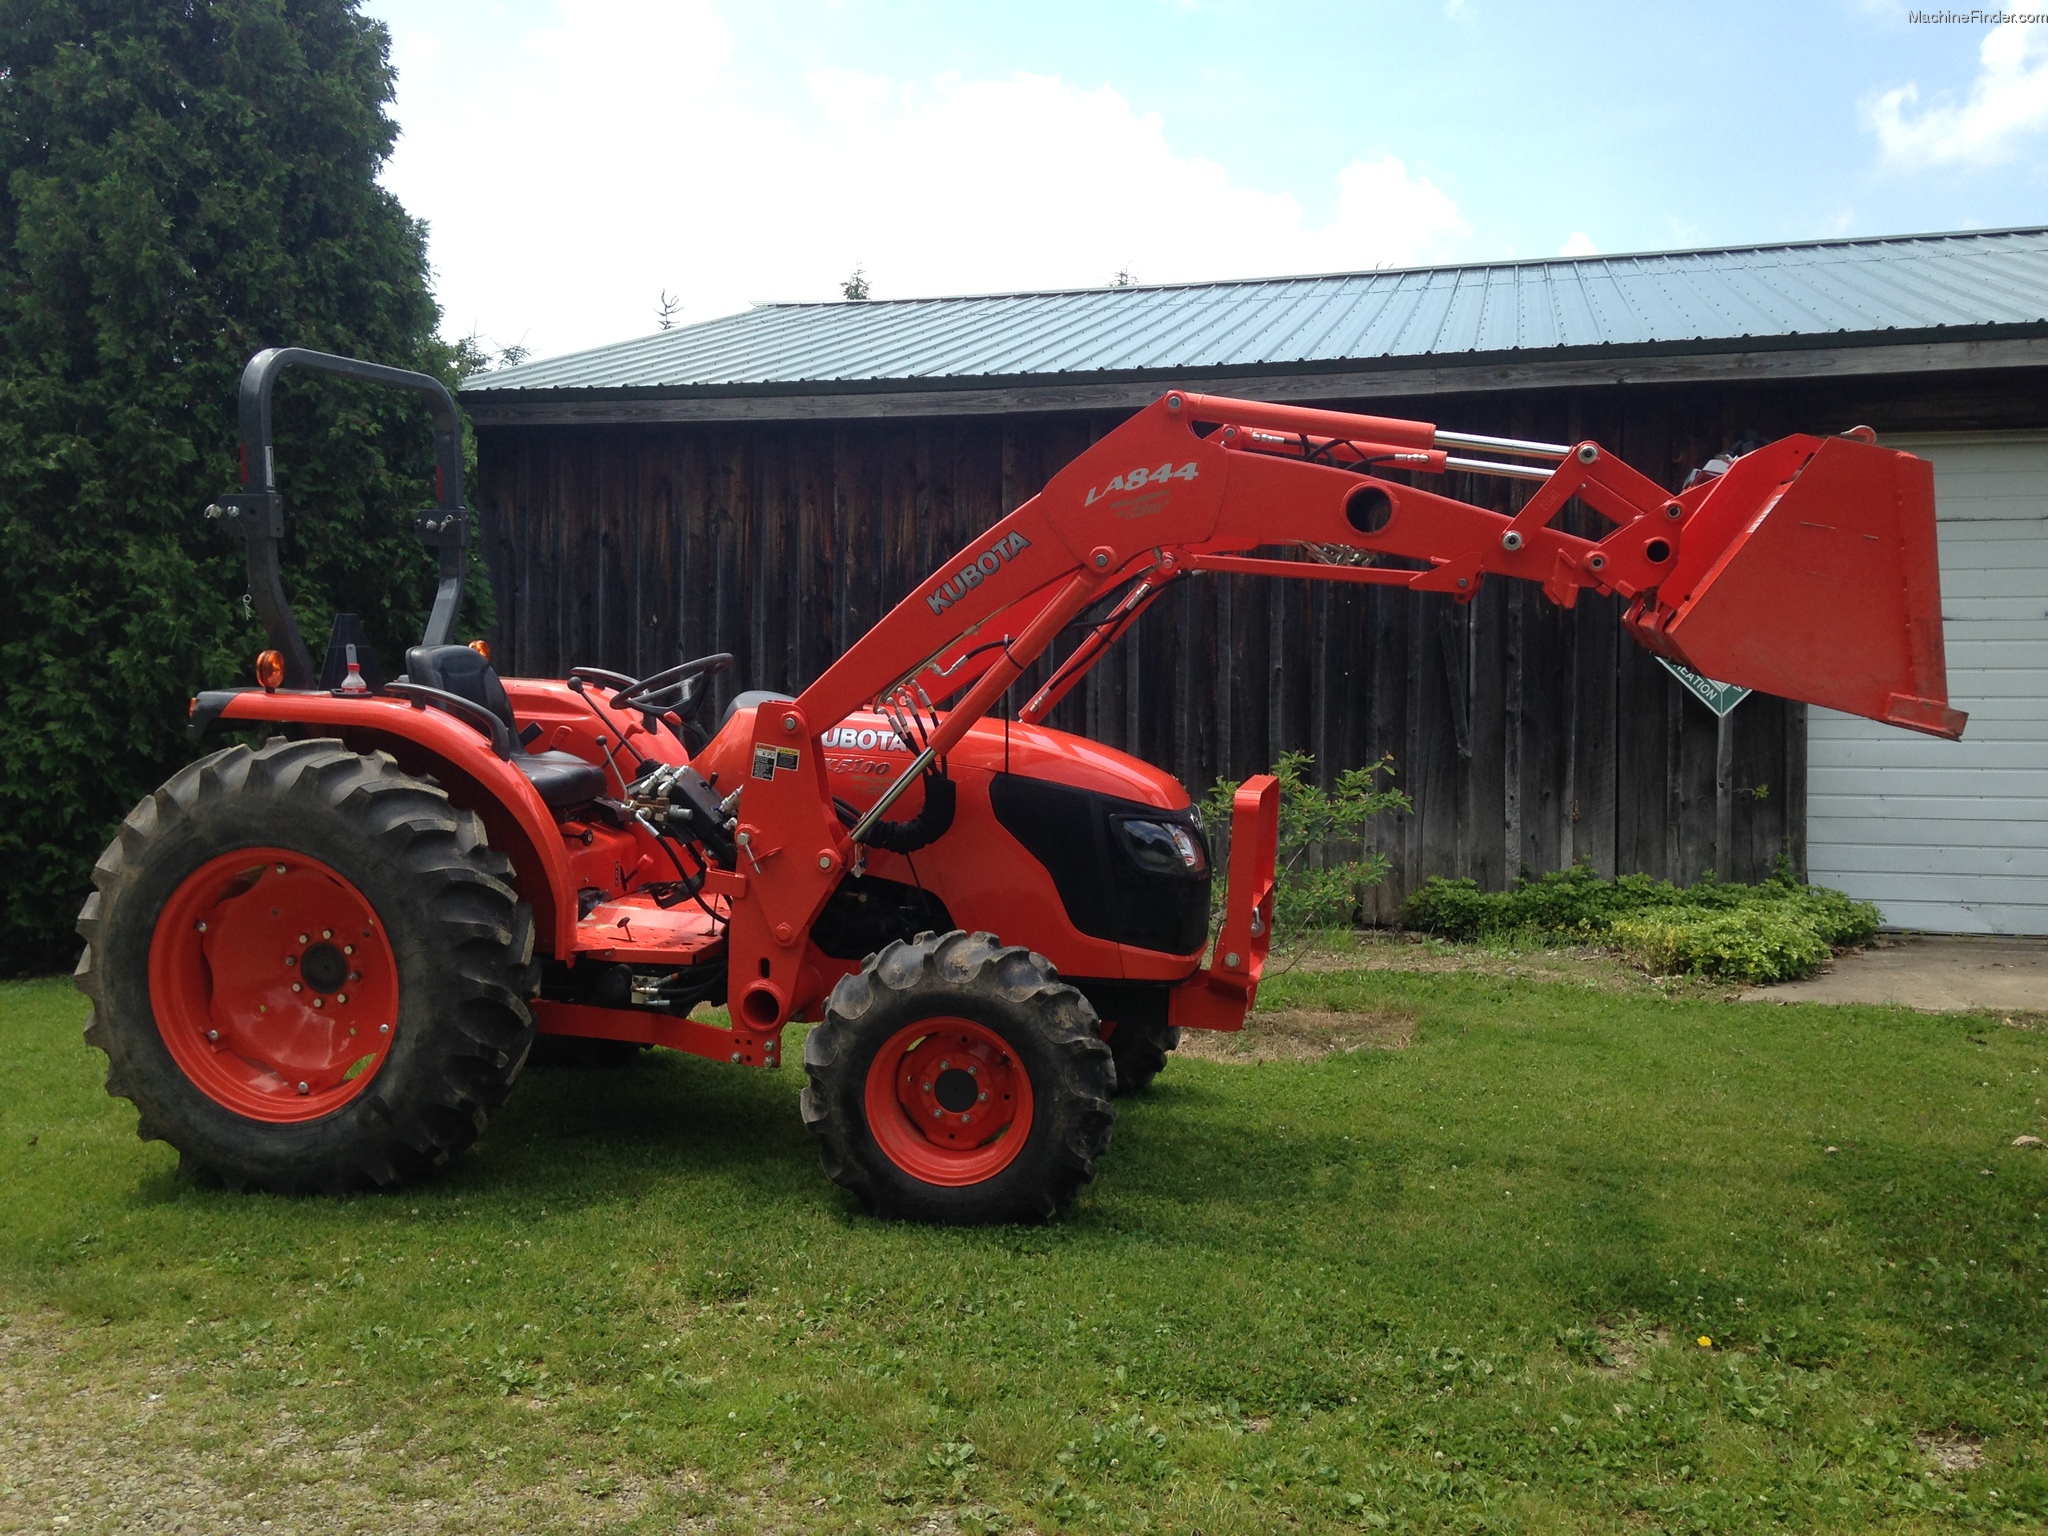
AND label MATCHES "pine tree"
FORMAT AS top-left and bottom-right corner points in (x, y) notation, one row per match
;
(0, 1), (474, 972)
